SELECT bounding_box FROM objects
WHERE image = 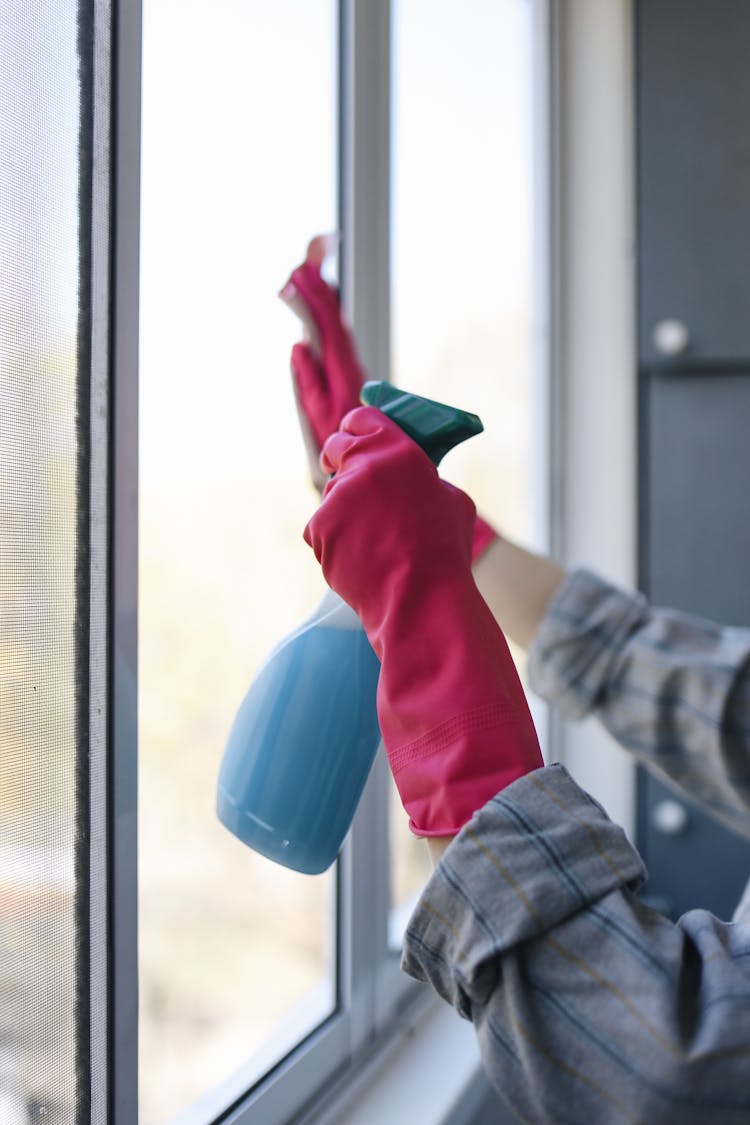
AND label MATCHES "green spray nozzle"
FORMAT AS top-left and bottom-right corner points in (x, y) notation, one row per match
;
(359, 381), (483, 466)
